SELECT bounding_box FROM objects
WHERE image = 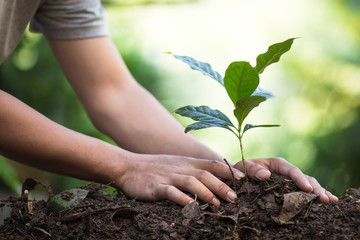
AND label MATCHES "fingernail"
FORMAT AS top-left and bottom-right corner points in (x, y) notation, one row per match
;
(227, 191), (237, 201)
(234, 170), (245, 180)
(255, 170), (270, 180)
(211, 197), (220, 206)
(322, 195), (330, 203)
